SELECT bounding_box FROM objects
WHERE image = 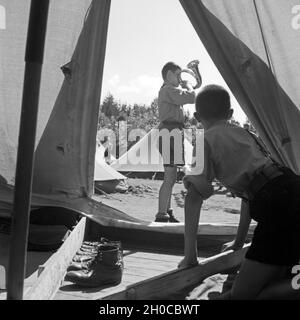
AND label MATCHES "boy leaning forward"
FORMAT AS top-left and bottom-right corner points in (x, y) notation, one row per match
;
(179, 85), (300, 300)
